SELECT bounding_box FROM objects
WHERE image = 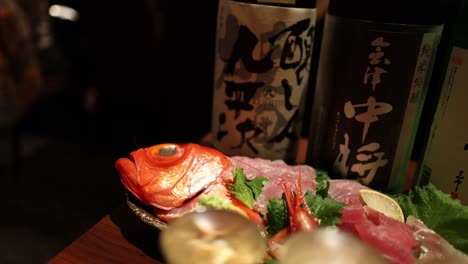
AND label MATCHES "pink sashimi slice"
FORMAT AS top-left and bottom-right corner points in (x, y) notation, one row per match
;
(406, 216), (468, 262)
(328, 179), (371, 206)
(339, 206), (420, 264)
(229, 156), (316, 215)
